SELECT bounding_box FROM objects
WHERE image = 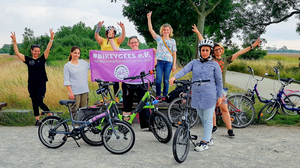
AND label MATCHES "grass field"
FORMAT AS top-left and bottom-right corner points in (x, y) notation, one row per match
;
(1, 53), (299, 126)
